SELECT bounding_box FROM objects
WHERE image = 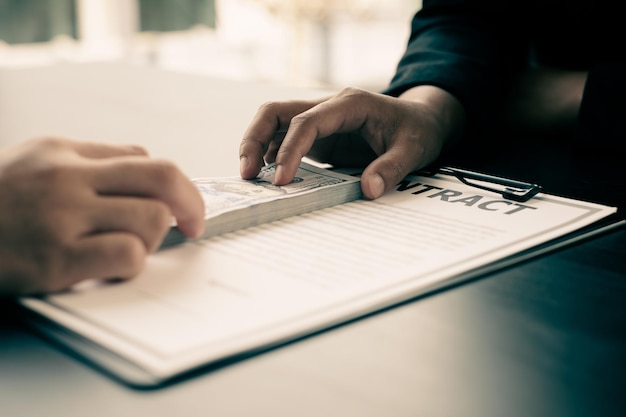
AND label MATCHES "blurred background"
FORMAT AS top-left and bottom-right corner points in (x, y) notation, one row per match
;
(0, 0), (421, 90)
